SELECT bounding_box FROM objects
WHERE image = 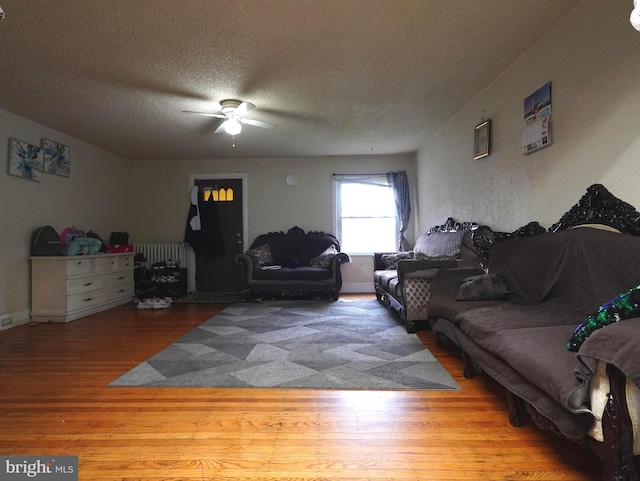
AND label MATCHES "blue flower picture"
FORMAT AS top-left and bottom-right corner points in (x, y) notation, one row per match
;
(42, 139), (70, 177)
(7, 138), (43, 182)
